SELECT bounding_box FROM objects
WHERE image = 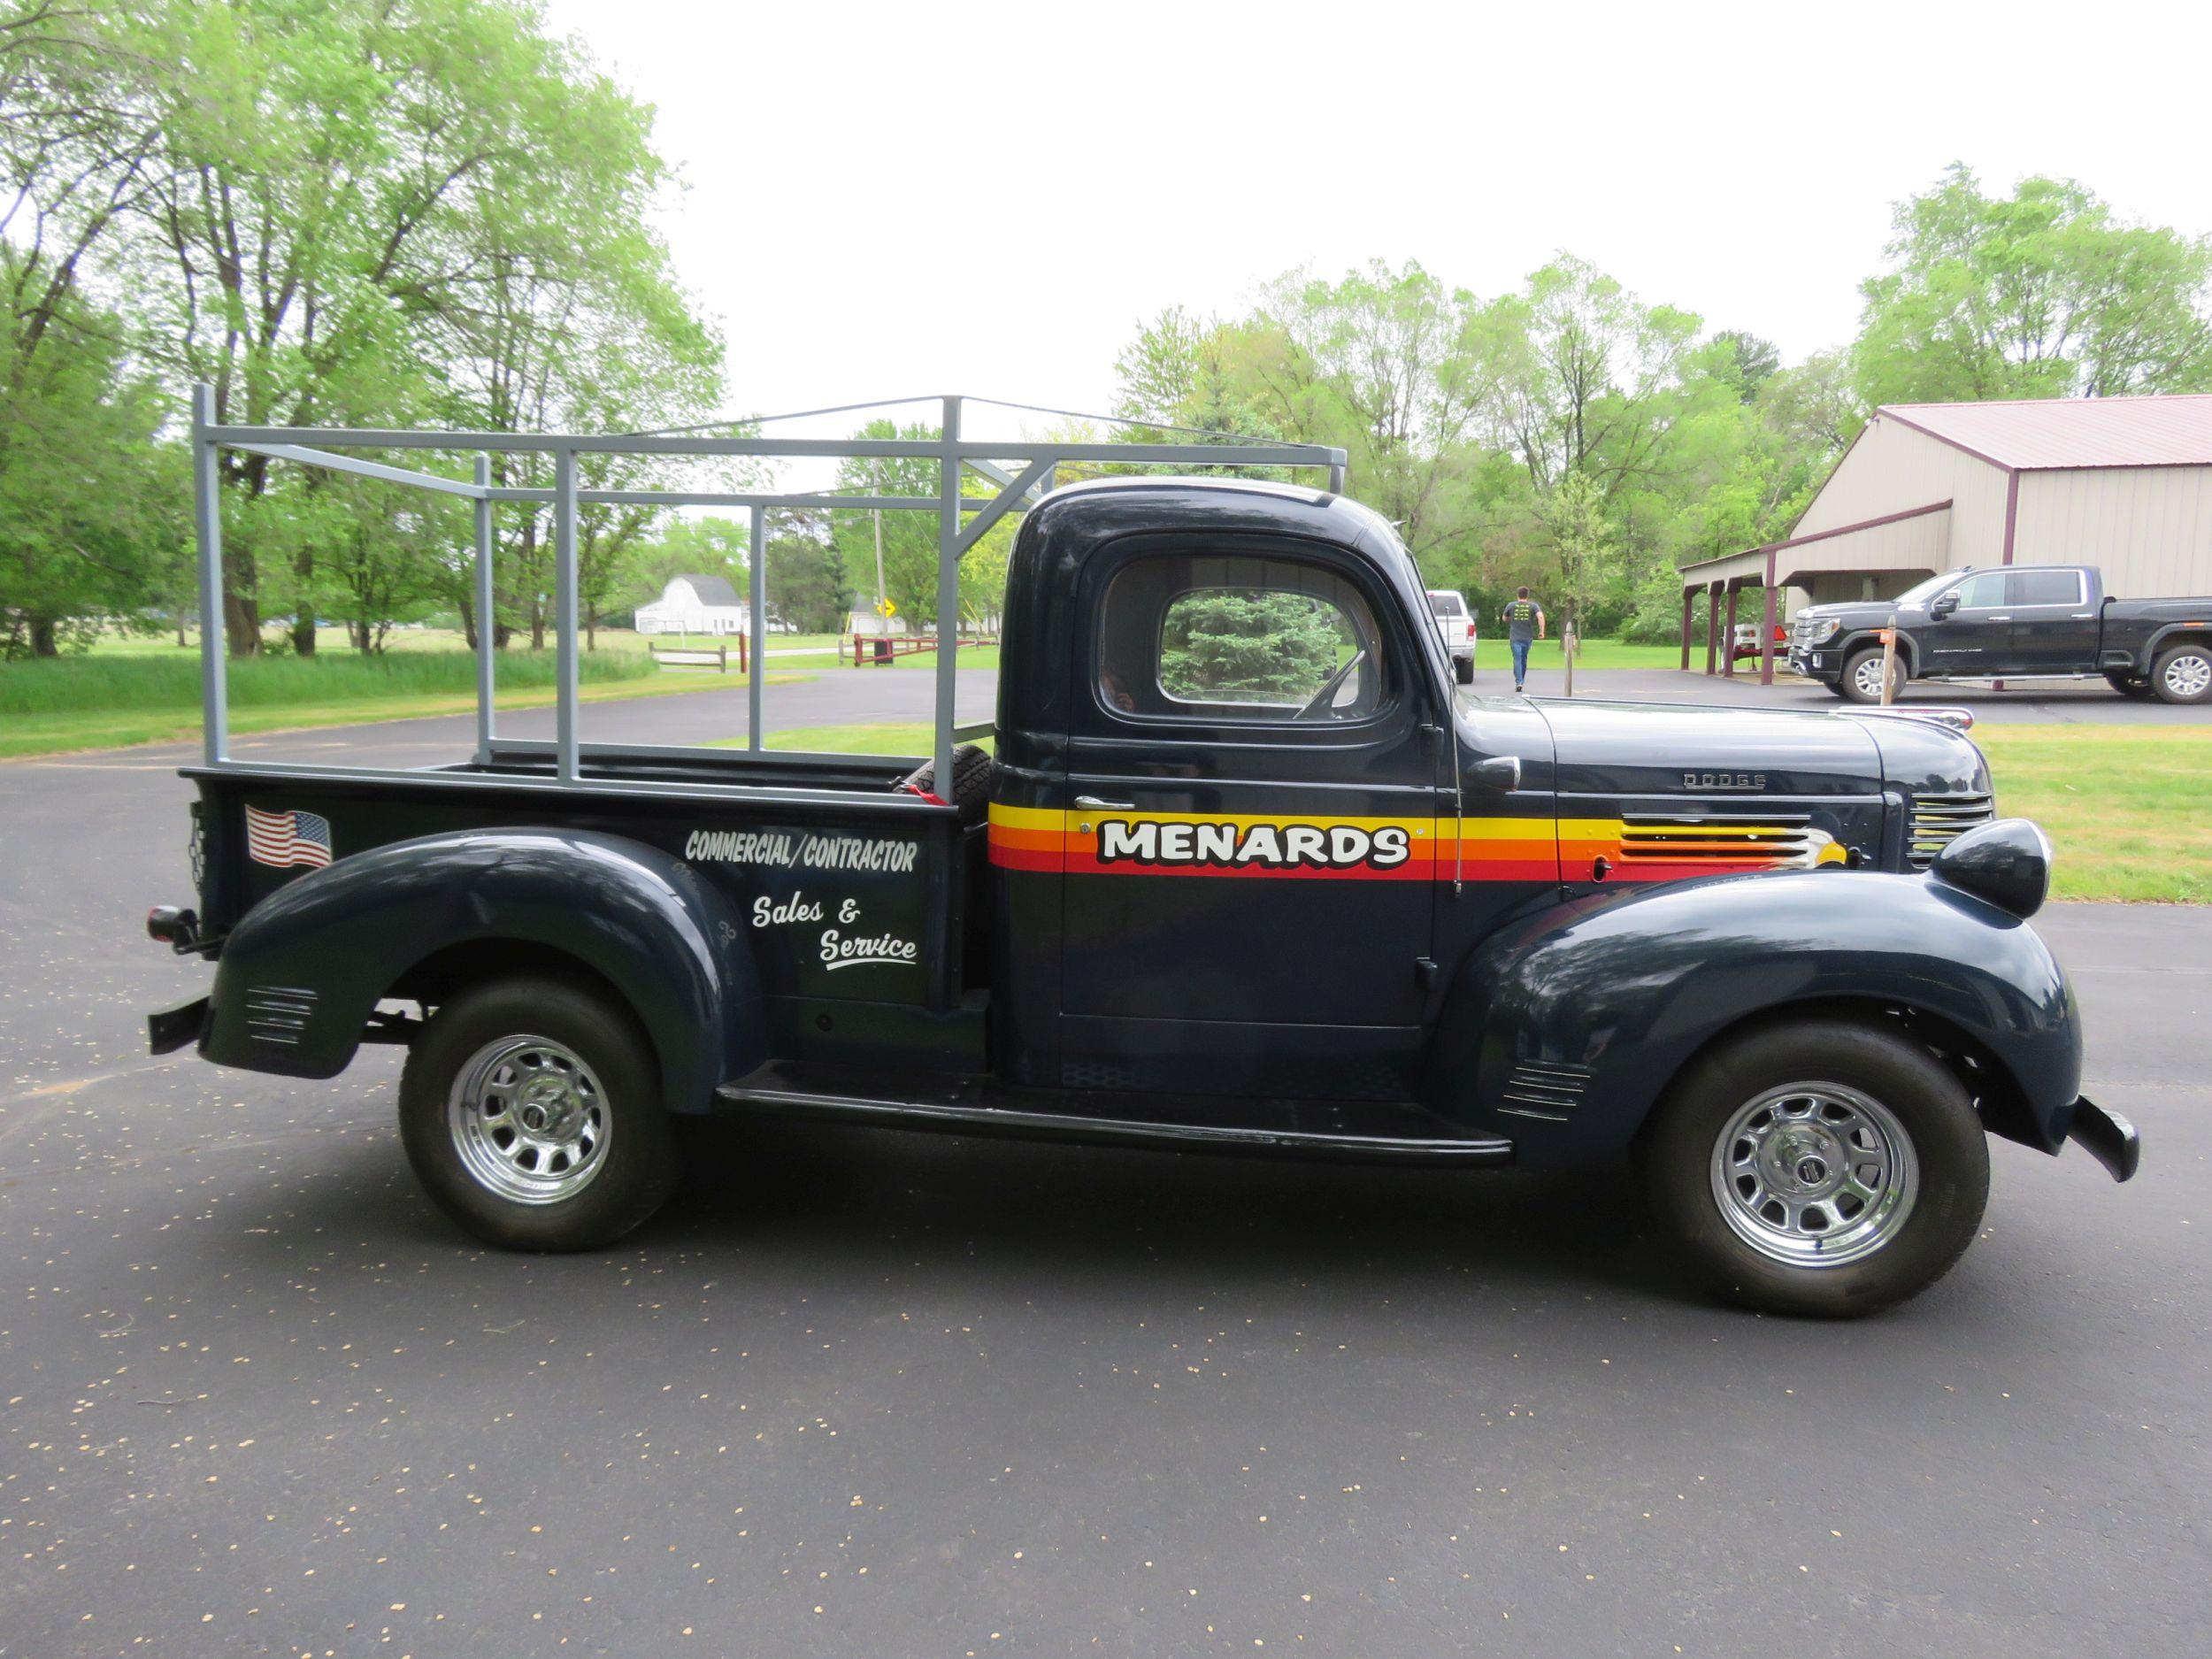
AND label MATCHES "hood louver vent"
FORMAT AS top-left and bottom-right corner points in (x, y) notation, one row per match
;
(1908, 792), (1995, 870)
(1617, 813), (1825, 868)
